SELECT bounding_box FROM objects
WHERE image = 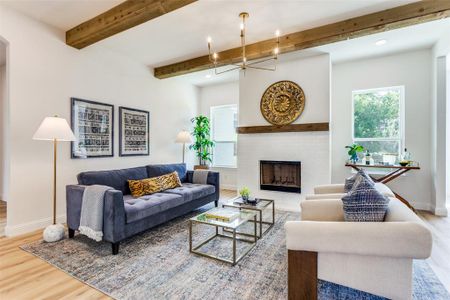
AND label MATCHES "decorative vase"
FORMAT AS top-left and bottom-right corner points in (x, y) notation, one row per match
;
(242, 195), (249, 203)
(350, 153), (358, 163)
